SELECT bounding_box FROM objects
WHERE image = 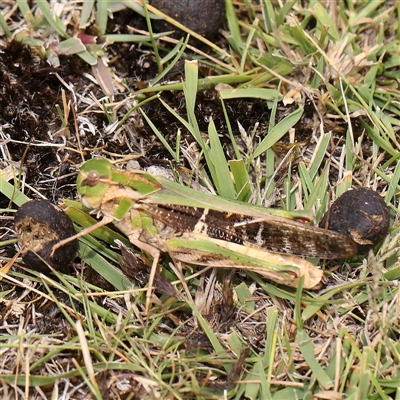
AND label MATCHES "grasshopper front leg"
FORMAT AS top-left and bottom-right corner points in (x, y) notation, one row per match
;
(50, 216), (114, 257)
